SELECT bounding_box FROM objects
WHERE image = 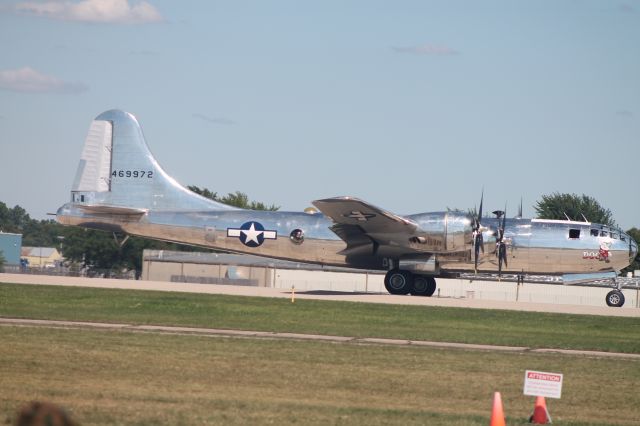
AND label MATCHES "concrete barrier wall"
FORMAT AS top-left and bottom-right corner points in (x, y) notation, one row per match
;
(273, 269), (640, 309)
(142, 260), (639, 309)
